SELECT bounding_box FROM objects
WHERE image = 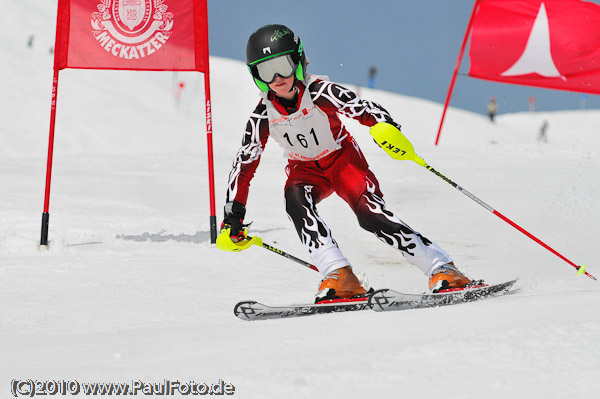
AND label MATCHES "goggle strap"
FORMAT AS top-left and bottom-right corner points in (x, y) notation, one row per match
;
(249, 50), (295, 66)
